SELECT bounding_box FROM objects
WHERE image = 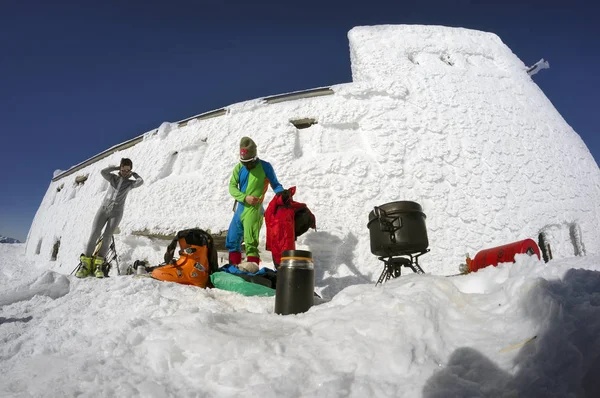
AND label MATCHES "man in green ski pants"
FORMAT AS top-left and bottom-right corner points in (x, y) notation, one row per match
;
(226, 137), (288, 268)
